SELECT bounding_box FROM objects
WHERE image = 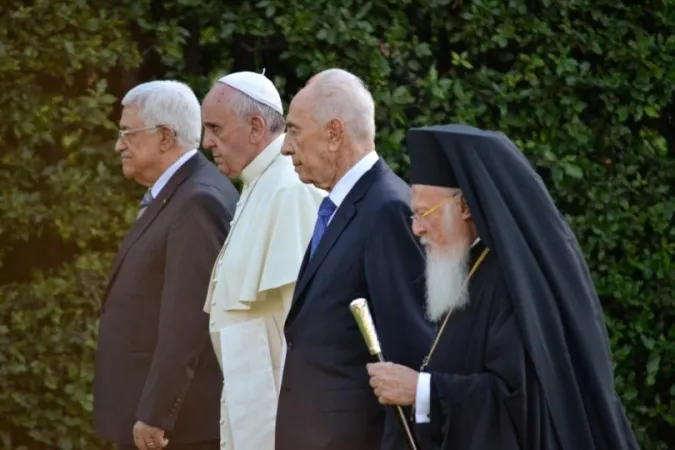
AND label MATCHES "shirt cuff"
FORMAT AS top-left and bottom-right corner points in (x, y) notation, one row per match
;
(415, 372), (431, 423)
